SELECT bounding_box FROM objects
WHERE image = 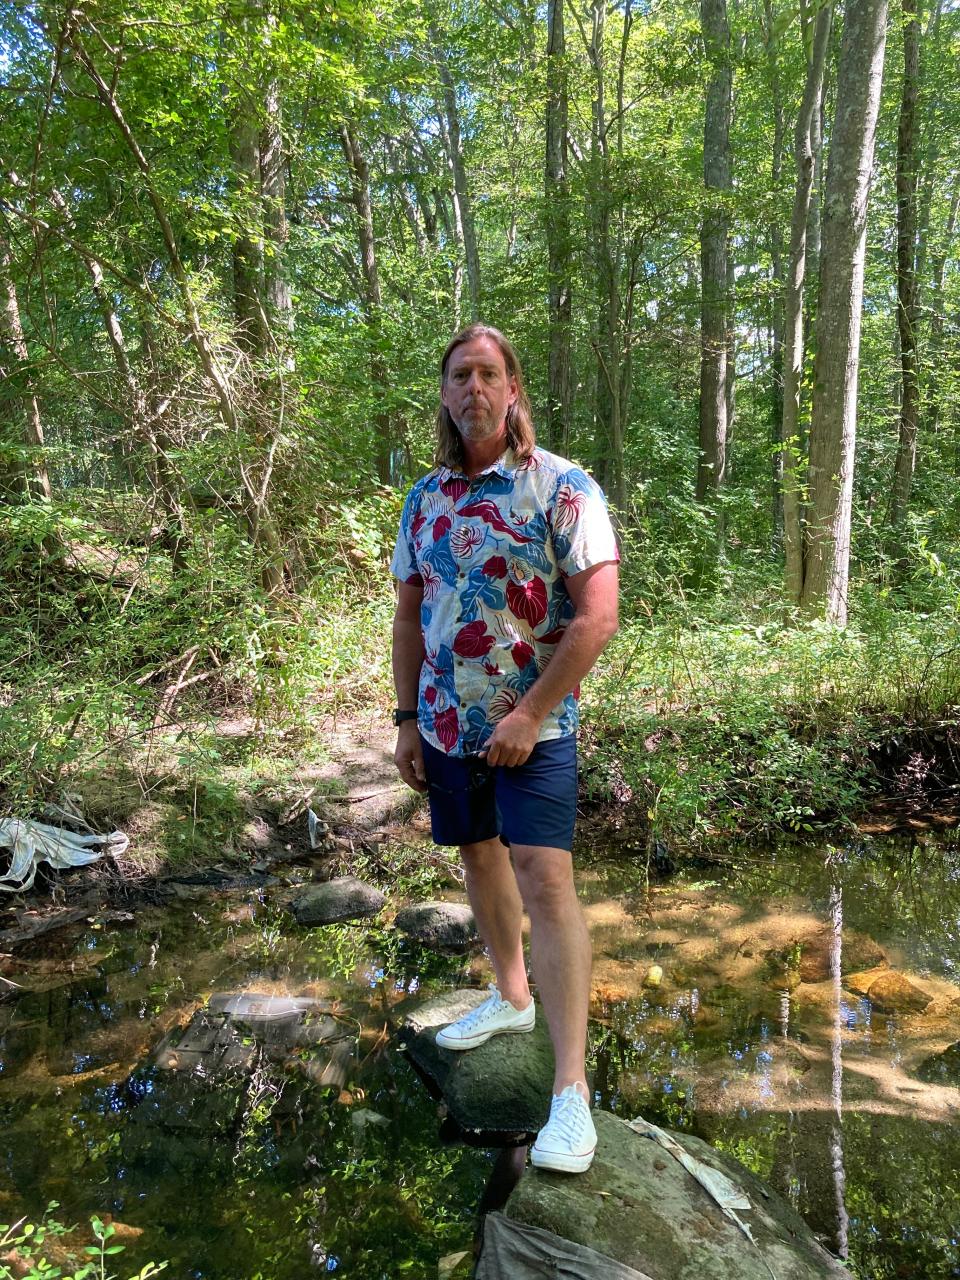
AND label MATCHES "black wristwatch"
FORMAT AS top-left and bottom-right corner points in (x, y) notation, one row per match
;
(393, 709), (418, 726)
